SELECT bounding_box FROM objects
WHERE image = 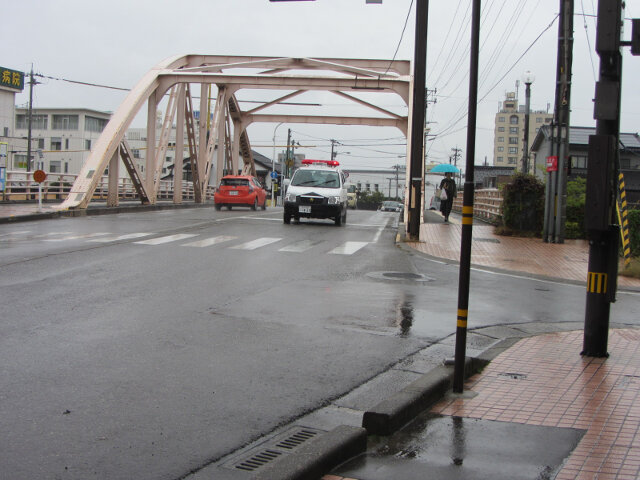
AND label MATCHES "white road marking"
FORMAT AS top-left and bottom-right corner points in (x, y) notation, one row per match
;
(43, 232), (111, 242)
(135, 233), (198, 245)
(0, 230), (31, 238)
(182, 235), (237, 247)
(278, 240), (319, 252)
(230, 237), (282, 250)
(329, 241), (369, 255)
(88, 233), (154, 242)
